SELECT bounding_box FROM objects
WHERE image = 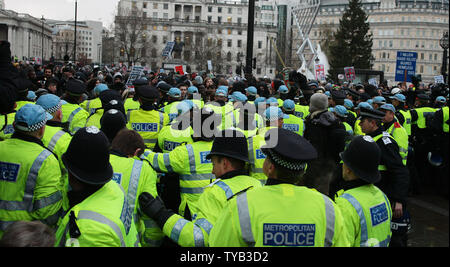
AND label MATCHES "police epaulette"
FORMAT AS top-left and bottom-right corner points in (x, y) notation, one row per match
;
(227, 186), (253, 201)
